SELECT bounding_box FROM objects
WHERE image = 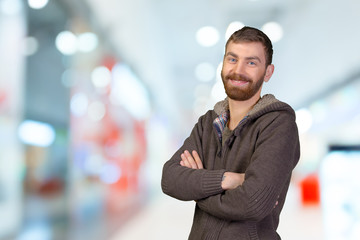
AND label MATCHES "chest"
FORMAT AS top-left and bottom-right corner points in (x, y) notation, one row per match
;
(201, 124), (259, 173)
